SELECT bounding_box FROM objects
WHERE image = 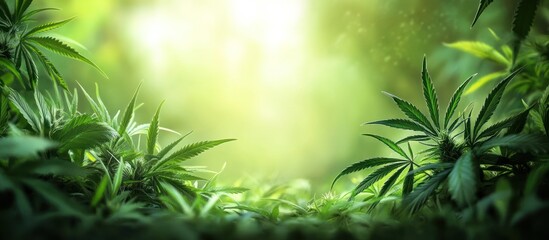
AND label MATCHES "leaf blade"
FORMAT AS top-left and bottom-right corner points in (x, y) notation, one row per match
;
(448, 151), (477, 207)
(147, 101), (164, 155)
(473, 69), (521, 139)
(331, 157), (407, 189)
(403, 169), (451, 213)
(379, 165), (407, 197)
(471, 0), (494, 27)
(27, 36), (107, 78)
(384, 92), (436, 135)
(350, 162), (406, 199)
(444, 74), (475, 129)
(24, 17), (74, 37)
(364, 134), (409, 160)
(366, 119), (432, 135)
(421, 57), (440, 128)
(154, 139), (236, 169)
(118, 83), (141, 136)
